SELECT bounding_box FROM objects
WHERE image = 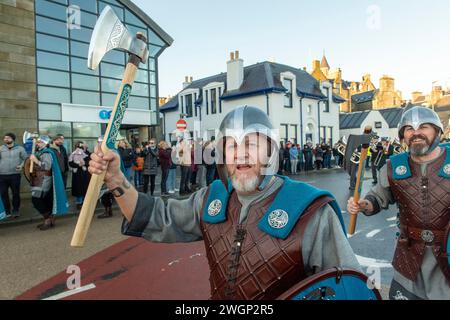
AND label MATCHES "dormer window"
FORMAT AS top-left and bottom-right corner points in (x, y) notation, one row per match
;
(185, 94), (193, 118)
(283, 78), (293, 108)
(210, 88), (217, 114)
